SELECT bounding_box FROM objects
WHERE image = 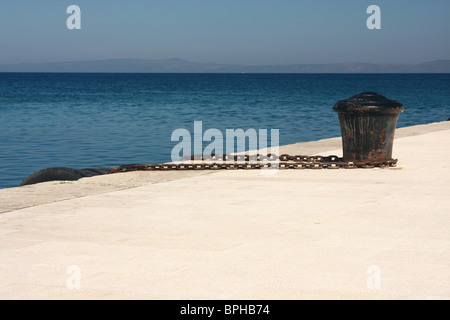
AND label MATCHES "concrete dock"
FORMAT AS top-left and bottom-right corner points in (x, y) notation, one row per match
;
(0, 121), (449, 299)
